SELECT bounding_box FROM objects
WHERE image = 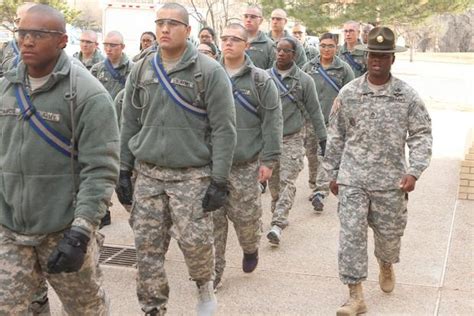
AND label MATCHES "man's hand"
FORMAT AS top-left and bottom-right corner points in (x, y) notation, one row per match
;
(116, 170), (133, 205)
(399, 174), (417, 192)
(202, 180), (229, 212)
(329, 180), (339, 196)
(47, 228), (90, 274)
(258, 165), (273, 182)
